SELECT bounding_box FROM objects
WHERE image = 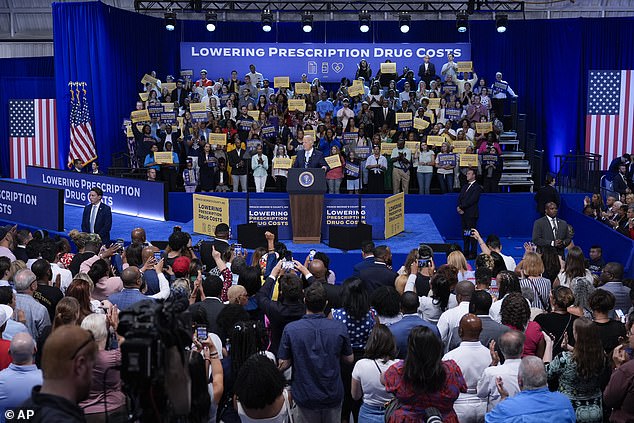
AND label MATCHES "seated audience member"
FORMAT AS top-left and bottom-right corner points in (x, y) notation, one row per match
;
(442, 314), (490, 422)
(0, 333), (42, 414)
(477, 330), (524, 412)
(383, 326), (467, 422)
(21, 325), (98, 421)
(278, 282), (353, 421)
(485, 356), (575, 422)
(389, 292), (440, 359)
